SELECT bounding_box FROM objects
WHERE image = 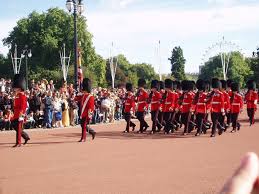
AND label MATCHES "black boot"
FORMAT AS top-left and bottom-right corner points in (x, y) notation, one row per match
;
(24, 138), (30, 145)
